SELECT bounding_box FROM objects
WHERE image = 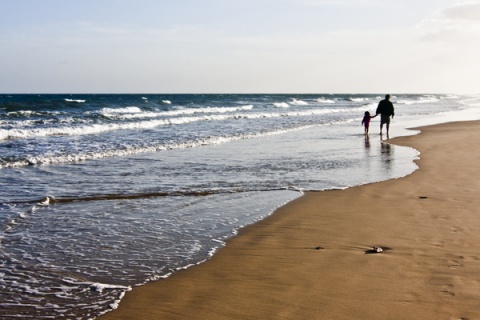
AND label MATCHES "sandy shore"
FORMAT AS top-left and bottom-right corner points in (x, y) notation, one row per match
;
(101, 121), (480, 320)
